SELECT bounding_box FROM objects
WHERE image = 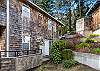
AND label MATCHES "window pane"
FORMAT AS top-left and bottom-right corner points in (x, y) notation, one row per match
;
(48, 20), (52, 30)
(22, 5), (30, 18)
